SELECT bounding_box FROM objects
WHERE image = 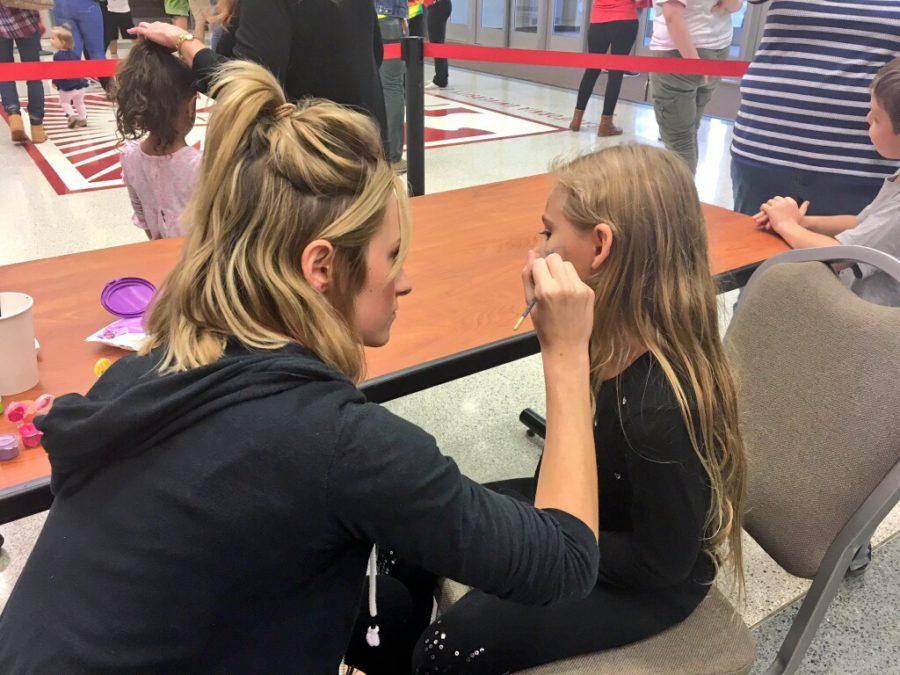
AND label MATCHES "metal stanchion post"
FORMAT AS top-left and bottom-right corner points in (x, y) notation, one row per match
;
(402, 36), (425, 197)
